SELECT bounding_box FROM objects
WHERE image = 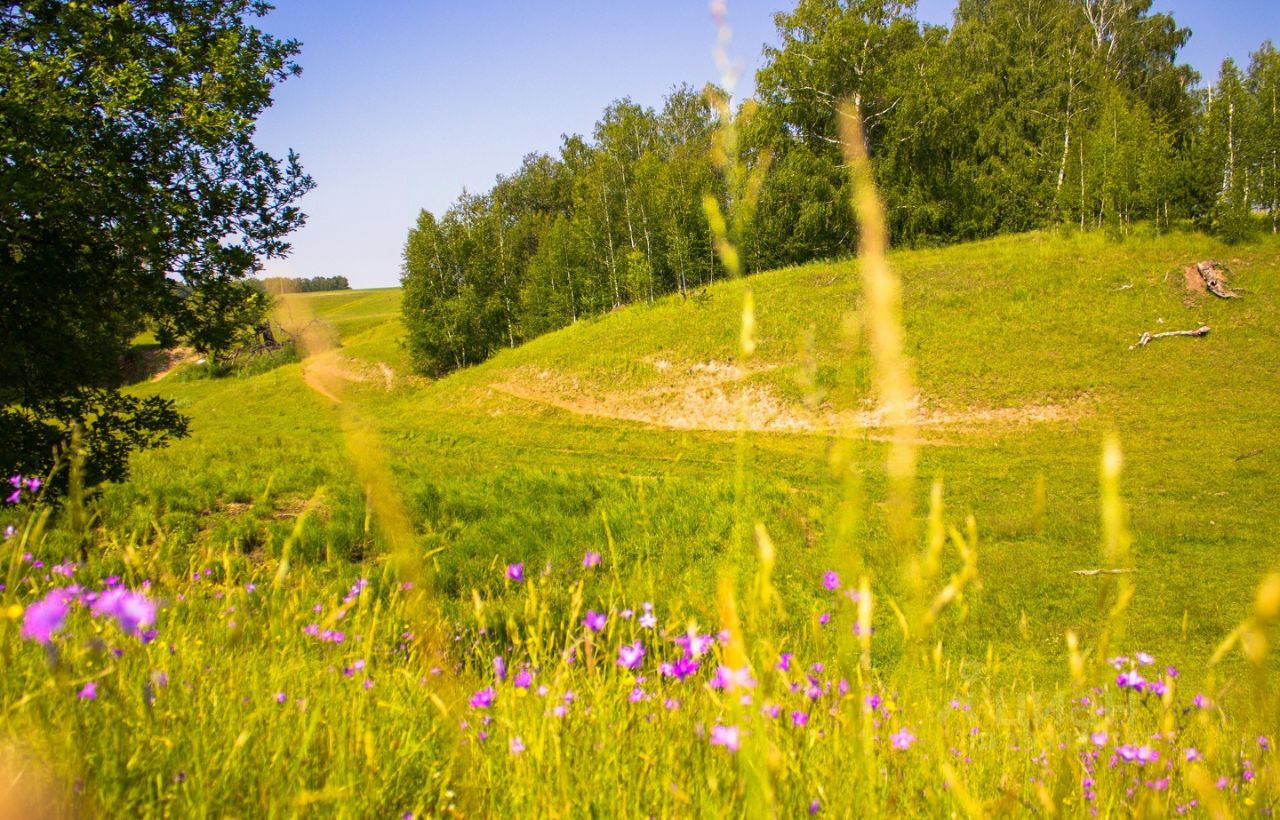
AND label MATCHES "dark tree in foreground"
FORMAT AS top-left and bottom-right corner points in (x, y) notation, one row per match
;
(0, 0), (313, 490)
